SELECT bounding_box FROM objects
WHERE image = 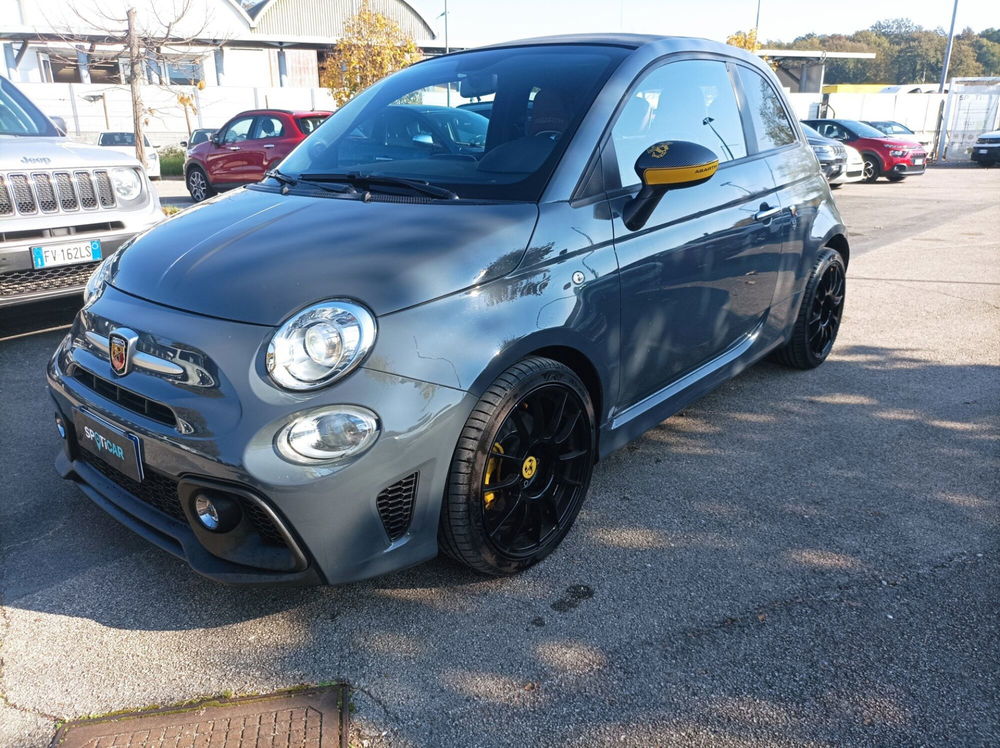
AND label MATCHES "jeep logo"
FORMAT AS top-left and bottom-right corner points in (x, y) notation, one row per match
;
(21, 156), (51, 165)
